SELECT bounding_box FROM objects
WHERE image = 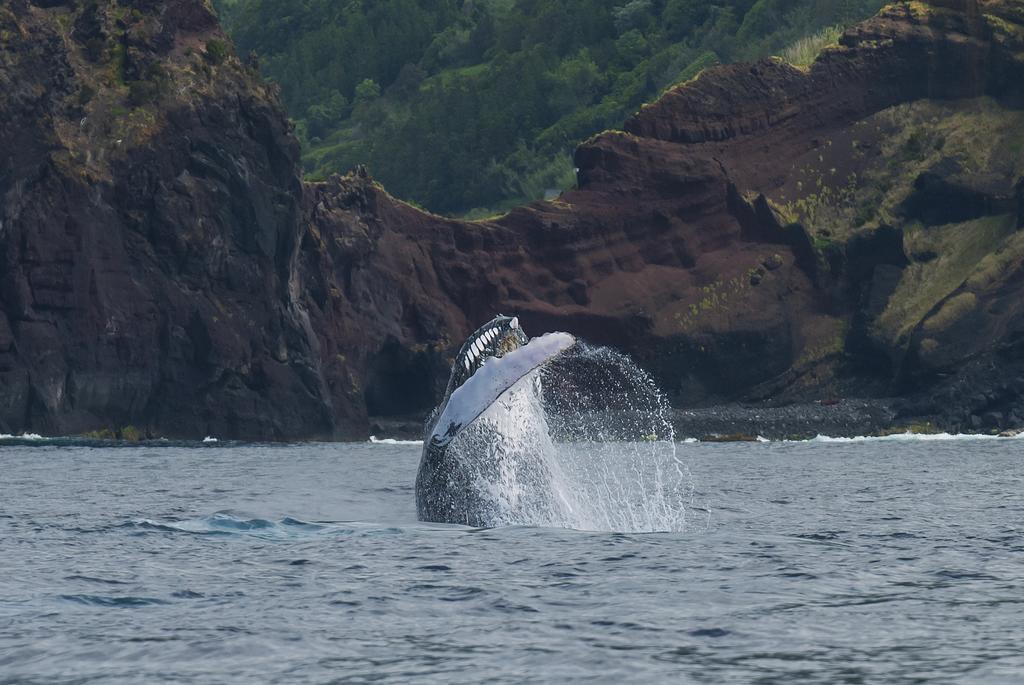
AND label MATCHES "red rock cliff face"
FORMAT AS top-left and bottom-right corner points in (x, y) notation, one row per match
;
(2, 0), (1024, 439)
(302, 0), (1024, 431)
